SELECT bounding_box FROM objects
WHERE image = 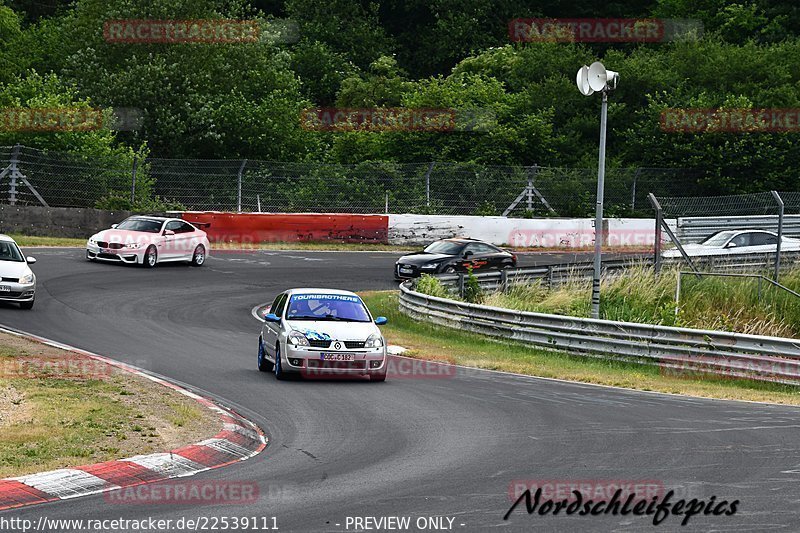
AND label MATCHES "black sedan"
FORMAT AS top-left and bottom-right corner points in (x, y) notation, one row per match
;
(394, 238), (517, 280)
